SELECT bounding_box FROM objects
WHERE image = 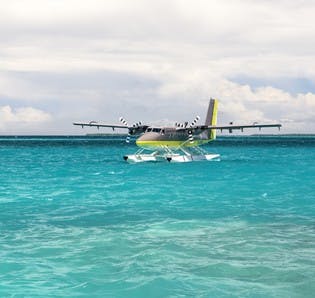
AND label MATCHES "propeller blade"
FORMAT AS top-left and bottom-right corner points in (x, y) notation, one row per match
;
(190, 116), (200, 127)
(119, 117), (129, 126)
(119, 117), (131, 142)
(188, 129), (194, 143)
(126, 132), (131, 143)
